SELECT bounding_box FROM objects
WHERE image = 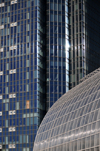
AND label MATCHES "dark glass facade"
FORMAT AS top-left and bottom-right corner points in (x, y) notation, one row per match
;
(69, 0), (100, 89)
(0, 0), (68, 150)
(1, 0), (100, 150)
(0, 0), (46, 150)
(46, 0), (69, 110)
